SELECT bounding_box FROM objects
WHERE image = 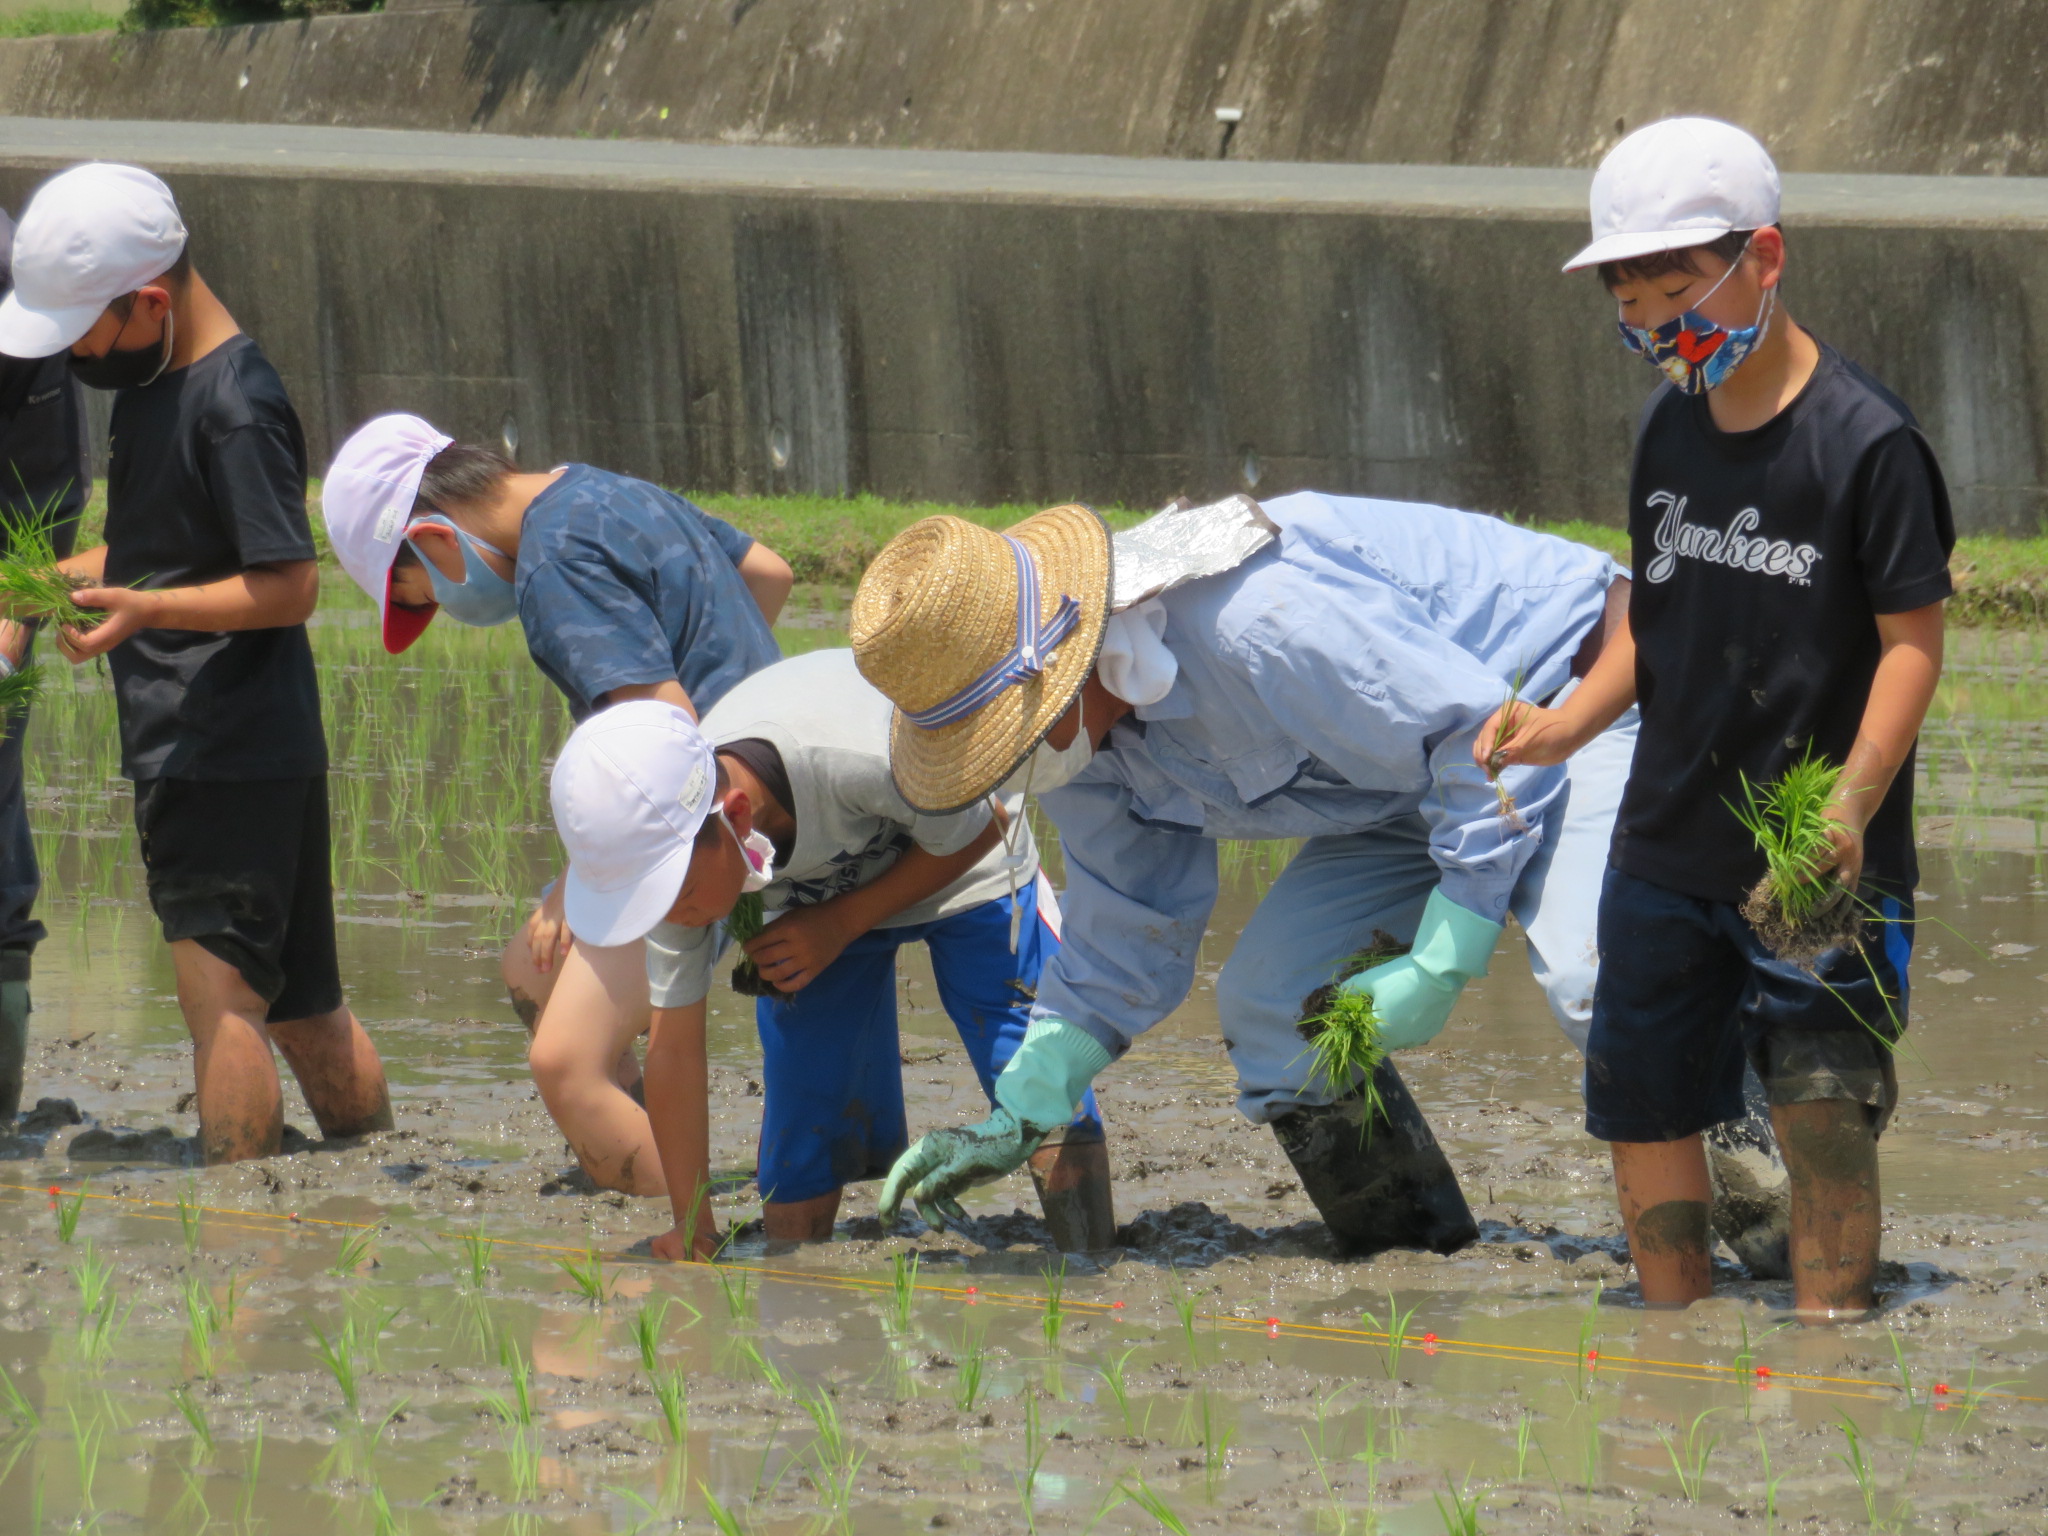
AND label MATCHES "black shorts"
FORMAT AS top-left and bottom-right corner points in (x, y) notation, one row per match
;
(1585, 866), (1911, 1143)
(133, 775), (344, 1024)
